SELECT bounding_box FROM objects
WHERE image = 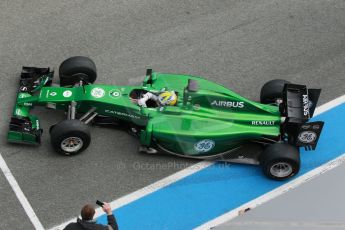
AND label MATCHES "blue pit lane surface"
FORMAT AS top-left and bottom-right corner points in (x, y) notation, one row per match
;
(96, 102), (345, 229)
